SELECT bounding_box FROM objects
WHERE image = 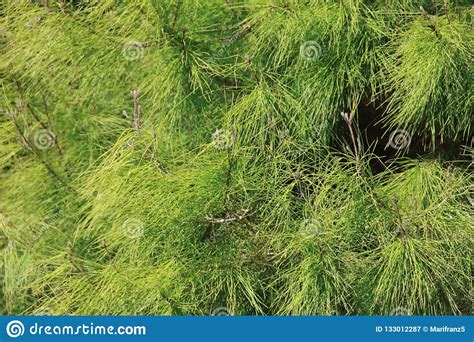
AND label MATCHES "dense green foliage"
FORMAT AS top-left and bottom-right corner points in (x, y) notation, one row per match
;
(0, 0), (472, 316)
